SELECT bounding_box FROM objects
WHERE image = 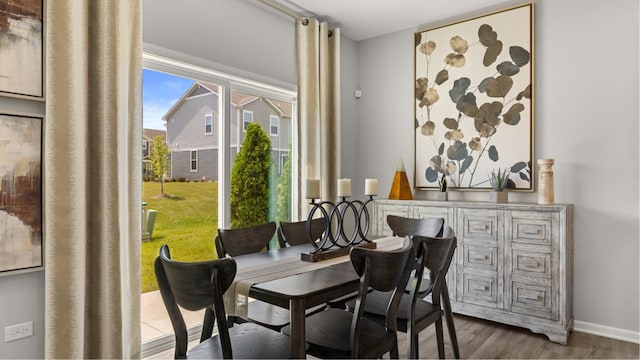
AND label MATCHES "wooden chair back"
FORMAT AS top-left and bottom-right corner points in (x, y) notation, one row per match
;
(410, 227), (457, 304)
(154, 244), (236, 358)
(386, 214), (444, 238)
(215, 222), (276, 257)
(277, 218), (326, 247)
(349, 243), (416, 357)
